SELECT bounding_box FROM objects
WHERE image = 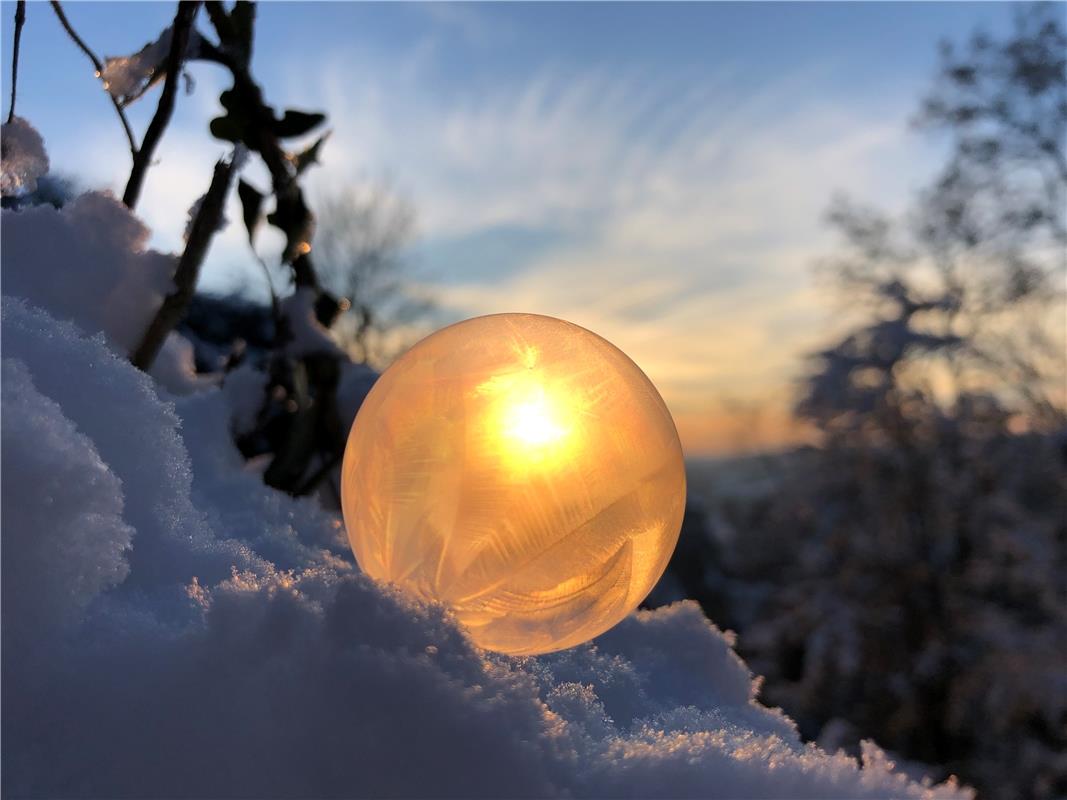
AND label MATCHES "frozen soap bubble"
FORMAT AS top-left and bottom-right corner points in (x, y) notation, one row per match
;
(341, 313), (686, 655)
